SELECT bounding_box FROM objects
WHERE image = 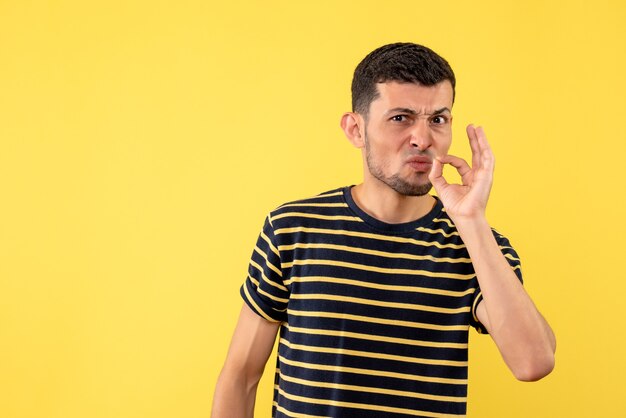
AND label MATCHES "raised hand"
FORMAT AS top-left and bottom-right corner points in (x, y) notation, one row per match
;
(428, 124), (495, 221)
